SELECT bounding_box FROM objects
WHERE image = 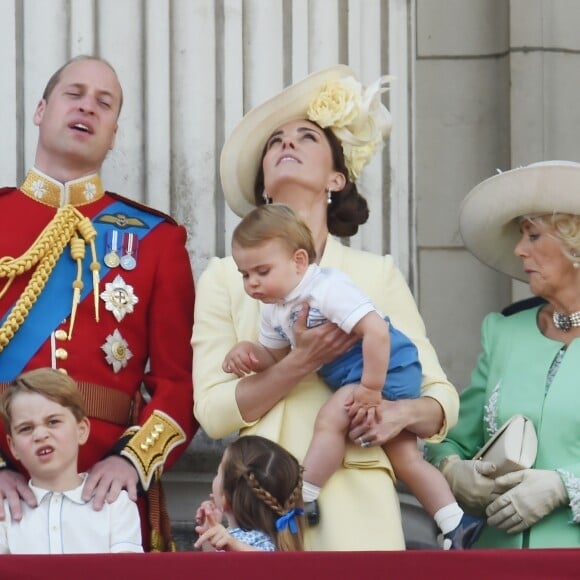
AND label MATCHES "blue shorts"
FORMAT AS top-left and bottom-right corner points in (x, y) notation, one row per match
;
(318, 317), (422, 400)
